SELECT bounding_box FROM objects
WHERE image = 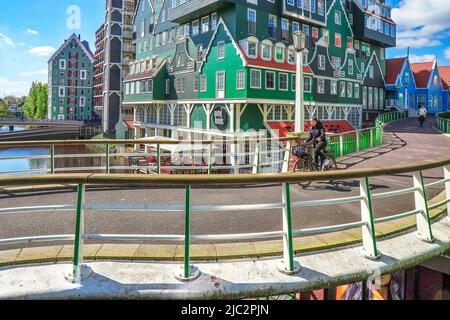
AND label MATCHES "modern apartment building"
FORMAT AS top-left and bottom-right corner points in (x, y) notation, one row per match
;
(48, 33), (94, 121)
(123, 0), (397, 143)
(94, 0), (137, 137)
